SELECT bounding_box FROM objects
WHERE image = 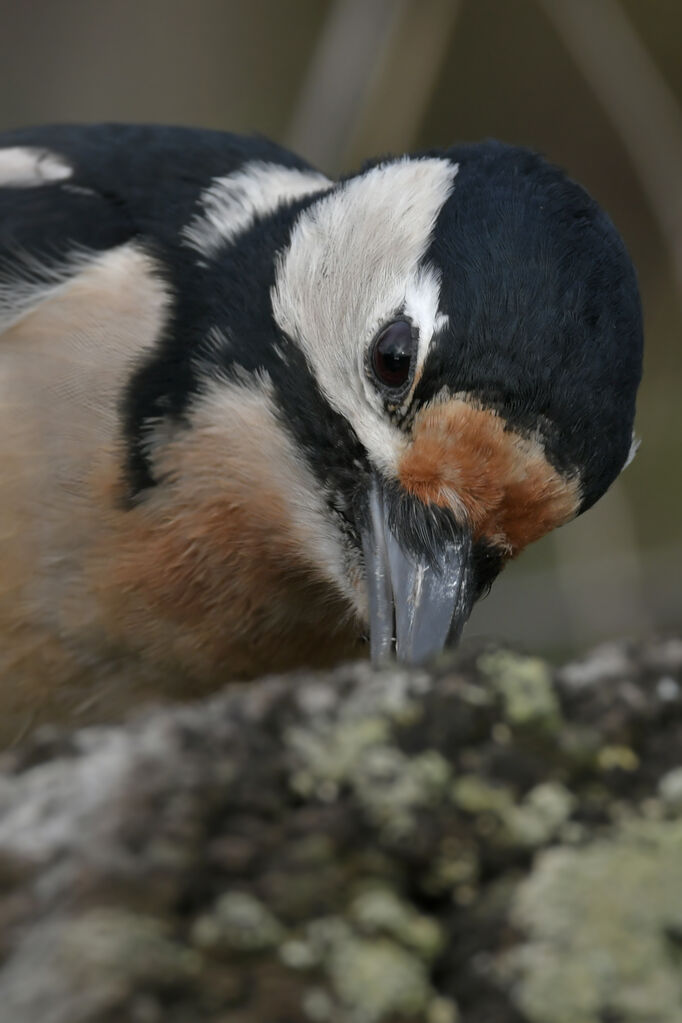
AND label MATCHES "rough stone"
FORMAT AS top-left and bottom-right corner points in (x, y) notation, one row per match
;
(0, 638), (680, 1022)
